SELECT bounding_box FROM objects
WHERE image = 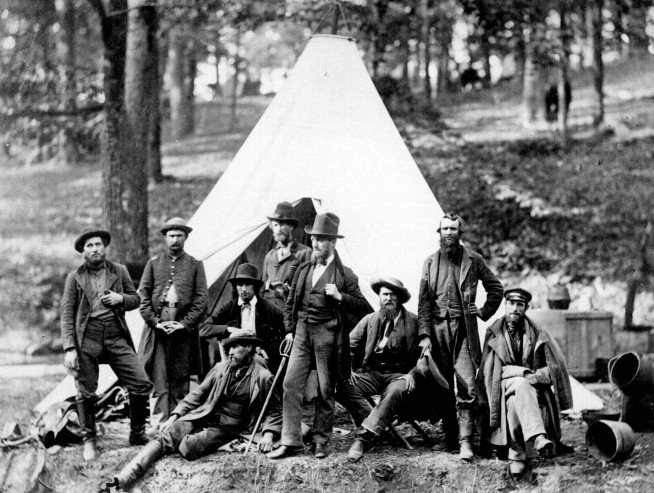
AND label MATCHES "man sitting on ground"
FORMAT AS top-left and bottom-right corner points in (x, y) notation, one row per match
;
(111, 336), (282, 490)
(477, 288), (573, 476)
